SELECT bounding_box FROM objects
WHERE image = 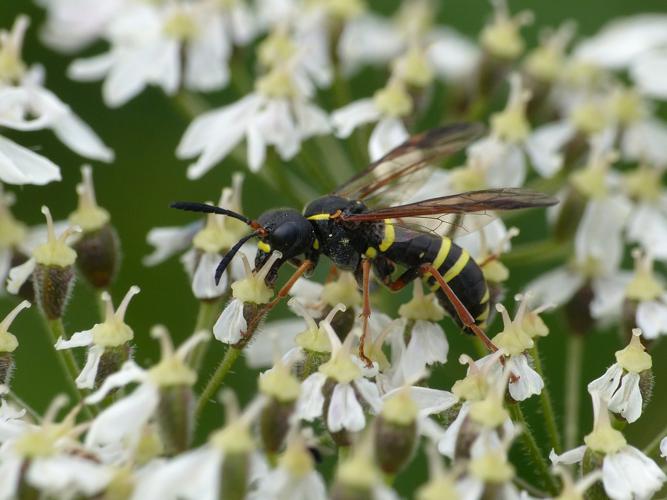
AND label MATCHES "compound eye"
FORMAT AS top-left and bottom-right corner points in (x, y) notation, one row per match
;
(271, 222), (298, 252)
